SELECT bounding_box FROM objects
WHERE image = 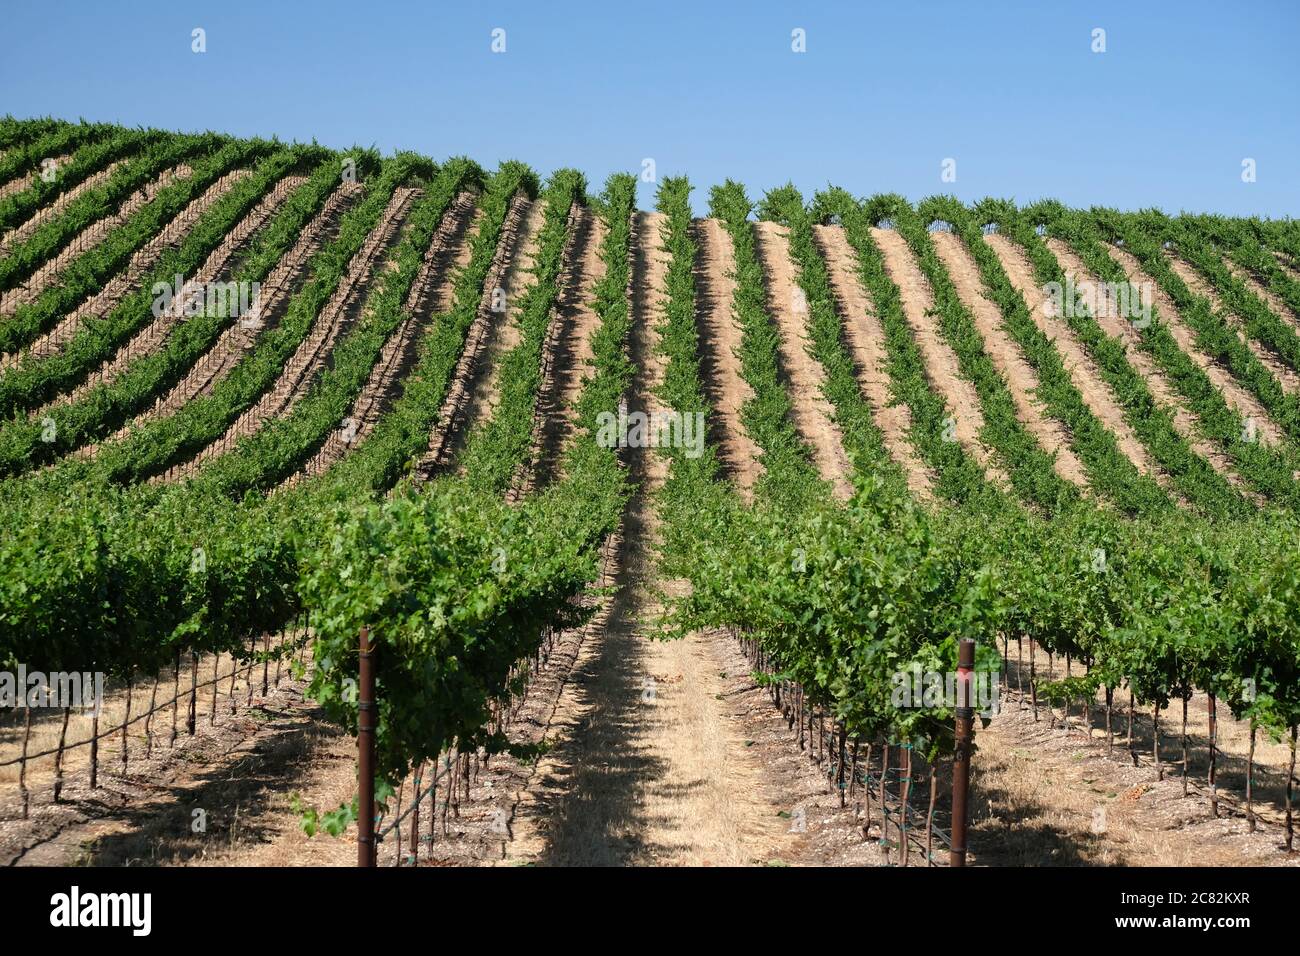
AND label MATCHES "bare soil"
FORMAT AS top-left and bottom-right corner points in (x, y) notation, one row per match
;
(930, 230), (1088, 489)
(693, 217), (763, 500)
(0, 164), (196, 318)
(289, 190), (482, 484)
(3, 167), (240, 373)
(447, 198), (548, 475)
(1046, 238), (1254, 493)
(82, 182), (366, 459)
(871, 226), (1009, 486)
(0, 152), (73, 205)
(1164, 251), (1300, 394)
(41, 175), (308, 415)
(975, 640), (1298, 867)
(416, 193), (531, 477)
(814, 223), (933, 497)
(0, 643), (336, 867)
(1108, 244), (1282, 446)
(160, 186), (420, 481)
(984, 233), (1173, 490)
(0, 158), (123, 252)
(486, 211), (872, 866)
(1224, 258), (1300, 337)
(753, 220), (854, 499)
(530, 205), (607, 488)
